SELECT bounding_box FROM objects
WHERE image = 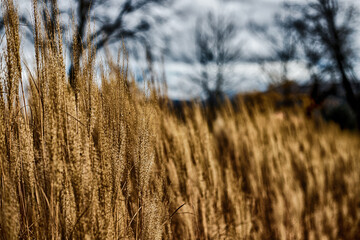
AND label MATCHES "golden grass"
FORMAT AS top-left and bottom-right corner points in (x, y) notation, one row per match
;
(1, 1), (360, 239)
